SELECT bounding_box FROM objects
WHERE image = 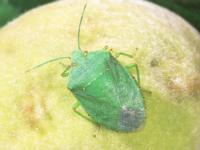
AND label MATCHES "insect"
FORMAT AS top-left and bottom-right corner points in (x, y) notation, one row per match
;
(27, 3), (145, 132)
